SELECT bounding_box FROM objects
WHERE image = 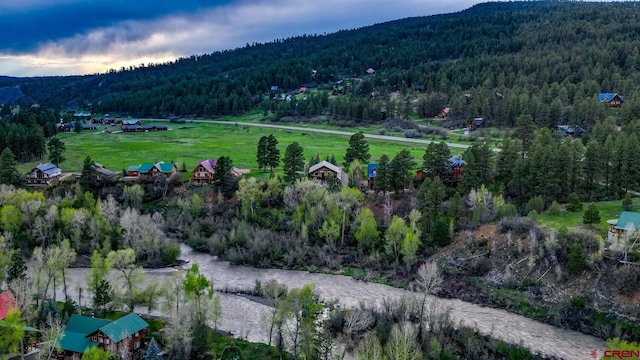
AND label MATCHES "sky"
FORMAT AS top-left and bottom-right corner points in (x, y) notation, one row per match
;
(0, 0), (480, 77)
